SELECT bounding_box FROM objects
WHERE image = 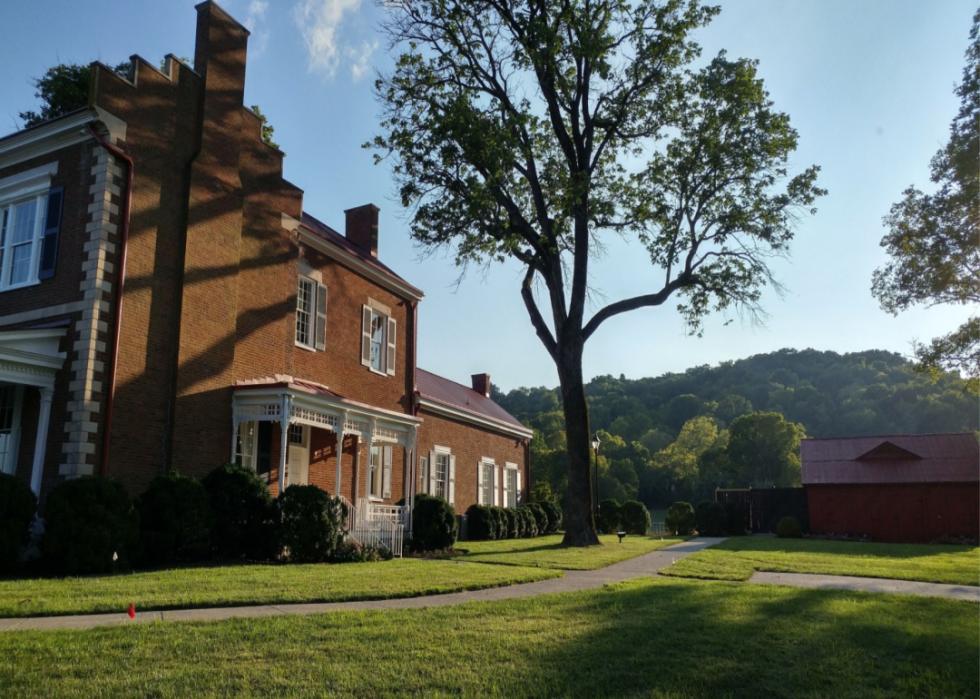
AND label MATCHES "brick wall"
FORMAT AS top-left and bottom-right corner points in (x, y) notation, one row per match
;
(416, 408), (528, 514)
